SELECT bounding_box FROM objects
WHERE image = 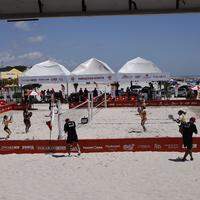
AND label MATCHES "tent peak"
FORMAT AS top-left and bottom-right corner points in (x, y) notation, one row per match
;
(72, 58), (114, 75)
(128, 57), (153, 64)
